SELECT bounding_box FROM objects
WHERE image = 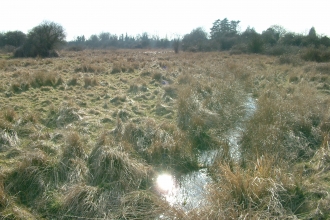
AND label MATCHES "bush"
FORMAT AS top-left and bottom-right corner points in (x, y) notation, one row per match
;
(172, 38), (180, 53)
(182, 27), (210, 52)
(14, 21), (66, 58)
(1, 31), (26, 47)
(301, 47), (330, 62)
(248, 33), (264, 53)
